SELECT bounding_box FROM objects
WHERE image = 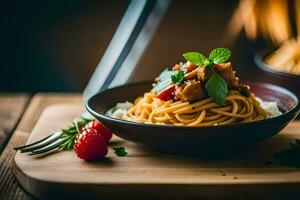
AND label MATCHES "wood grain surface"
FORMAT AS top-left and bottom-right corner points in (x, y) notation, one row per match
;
(0, 94), (29, 152)
(14, 102), (300, 200)
(0, 93), (82, 200)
